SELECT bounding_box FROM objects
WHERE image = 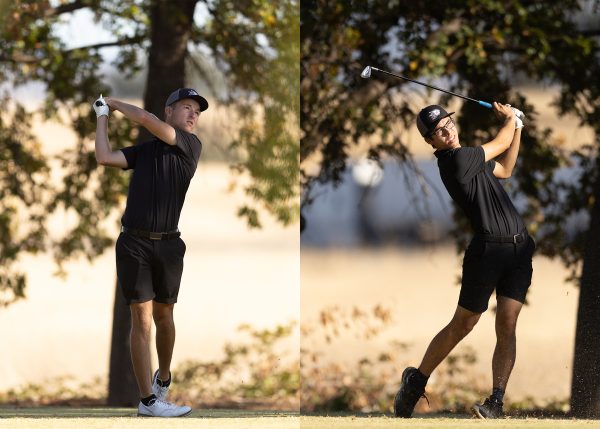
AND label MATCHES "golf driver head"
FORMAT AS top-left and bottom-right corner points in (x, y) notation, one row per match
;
(360, 66), (372, 78)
